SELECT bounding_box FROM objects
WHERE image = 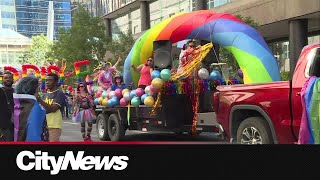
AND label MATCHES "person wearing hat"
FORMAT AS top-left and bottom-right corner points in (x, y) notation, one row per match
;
(98, 57), (122, 91)
(108, 74), (126, 91)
